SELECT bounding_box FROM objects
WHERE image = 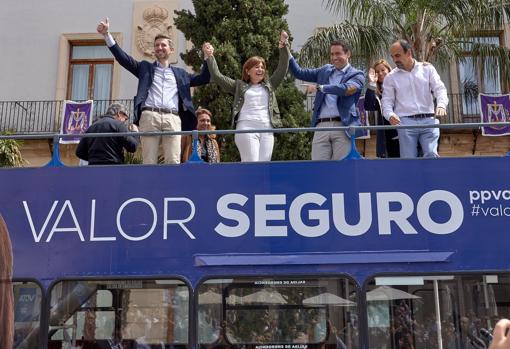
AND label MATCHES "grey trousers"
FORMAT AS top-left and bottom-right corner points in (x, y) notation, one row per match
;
(311, 121), (351, 160)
